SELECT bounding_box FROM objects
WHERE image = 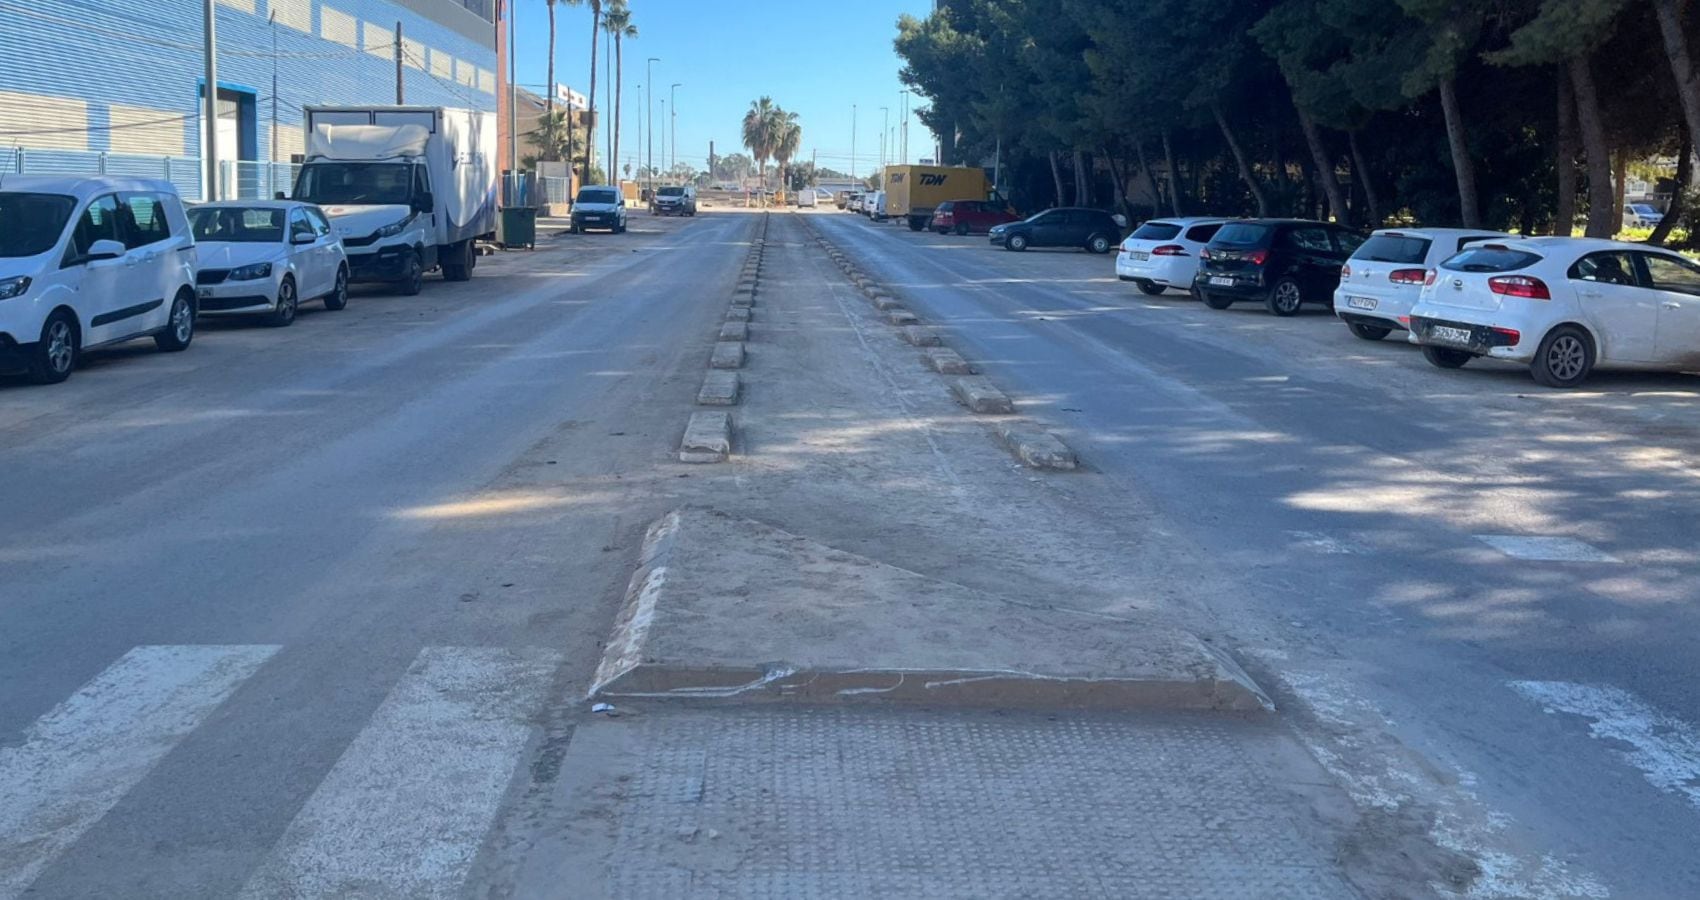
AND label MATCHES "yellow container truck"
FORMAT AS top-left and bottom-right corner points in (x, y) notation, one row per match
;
(882, 165), (997, 232)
